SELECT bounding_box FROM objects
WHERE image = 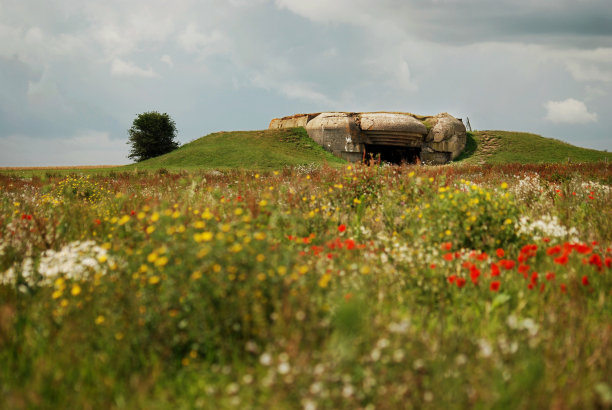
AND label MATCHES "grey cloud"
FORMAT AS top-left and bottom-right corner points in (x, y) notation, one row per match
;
(1, 0), (611, 168)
